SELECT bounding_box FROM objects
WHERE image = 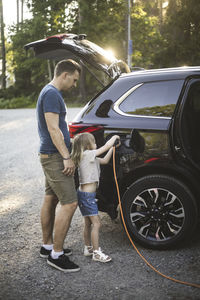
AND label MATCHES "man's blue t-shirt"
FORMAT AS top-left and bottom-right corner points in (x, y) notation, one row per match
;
(36, 84), (70, 154)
